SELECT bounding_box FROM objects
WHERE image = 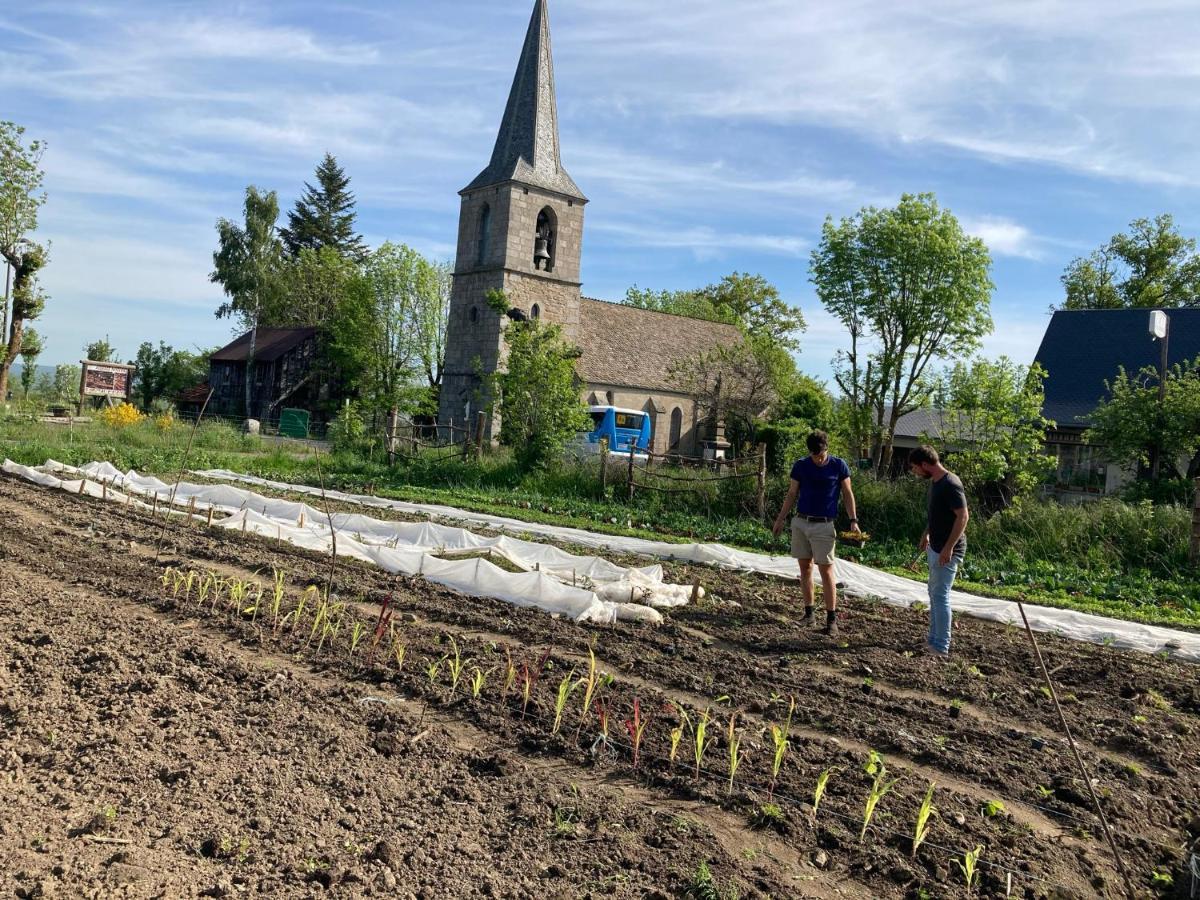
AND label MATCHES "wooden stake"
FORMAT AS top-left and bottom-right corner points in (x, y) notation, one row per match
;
(627, 445), (636, 503)
(78, 478), (87, 495)
(1016, 600), (1135, 900)
(152, 494), (159, 516)
(101, 480), (108, 501)
(690, 577), (701, 605)
(206, 506), (214, 527)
